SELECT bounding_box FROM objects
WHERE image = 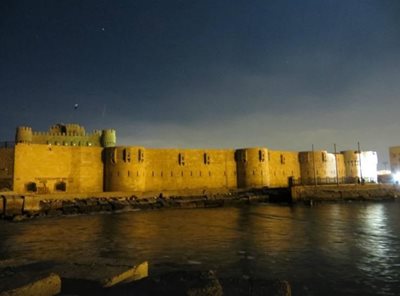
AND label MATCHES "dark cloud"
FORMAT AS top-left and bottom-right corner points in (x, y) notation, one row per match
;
(0, 0), (399, 168)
